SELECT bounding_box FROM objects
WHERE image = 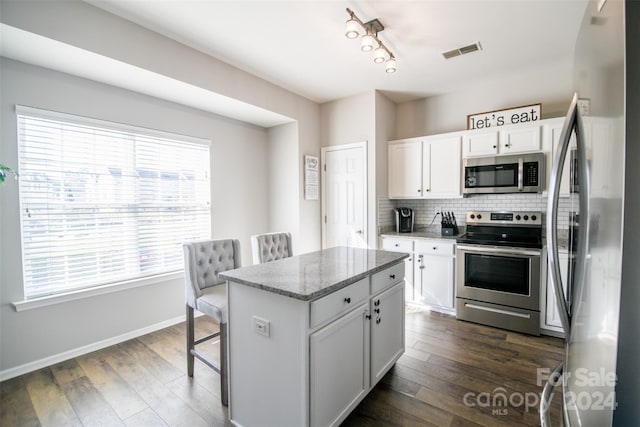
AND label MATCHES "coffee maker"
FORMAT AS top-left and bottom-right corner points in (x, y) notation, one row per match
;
(394, 207), (415, 233)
